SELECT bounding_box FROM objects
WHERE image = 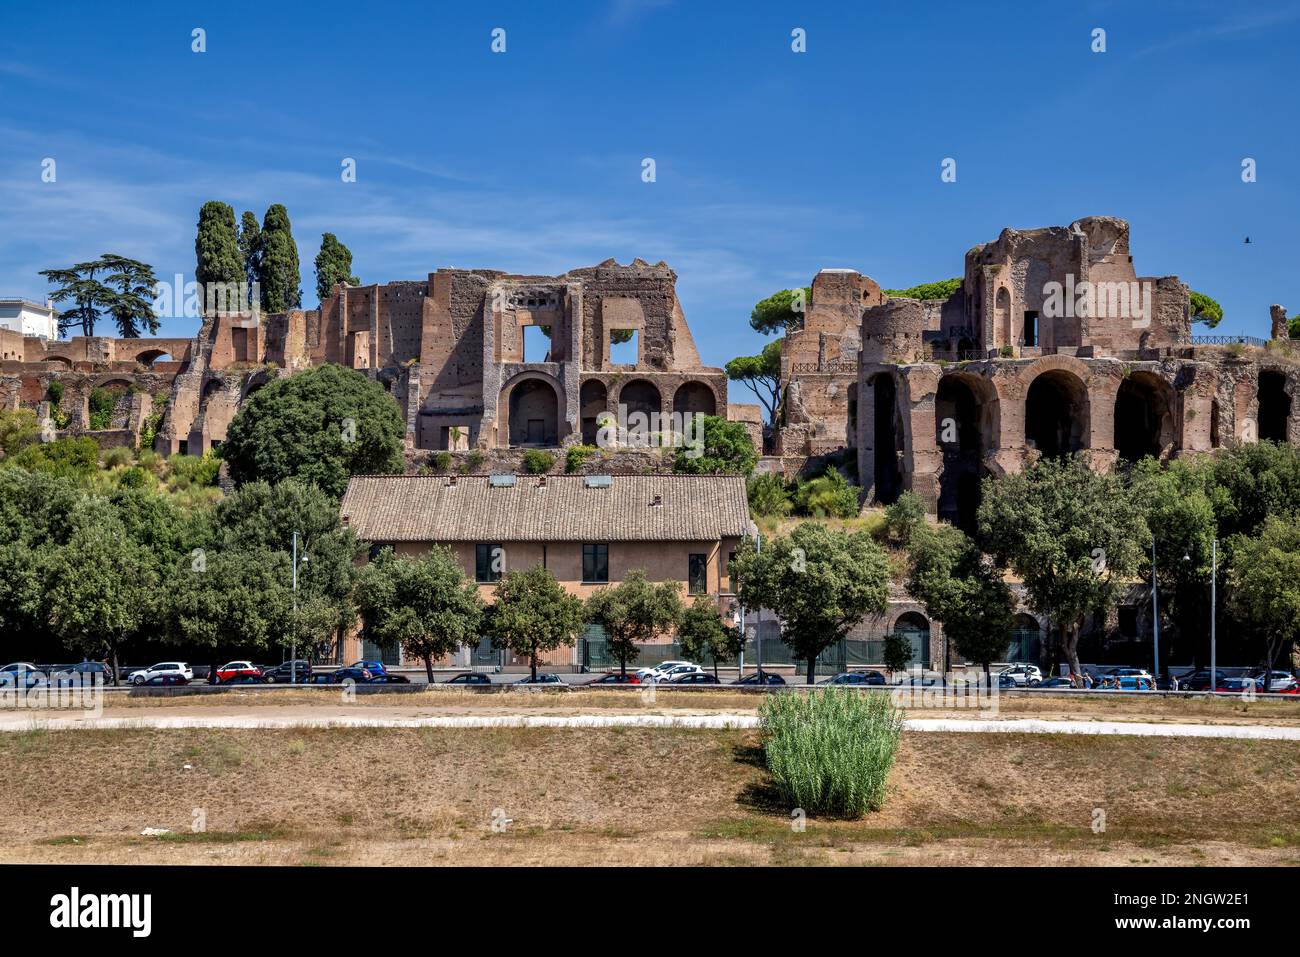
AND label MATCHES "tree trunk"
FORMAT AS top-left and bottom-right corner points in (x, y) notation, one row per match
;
(110, 650), (119, 687)
(424, 655), (434, 685)
(983, 661), (991, 686)
(530, 652), (538, 682)
(806, 655), (816, 685)
(619, 653), (626, 679)
(1063, 619), (1083, 678)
